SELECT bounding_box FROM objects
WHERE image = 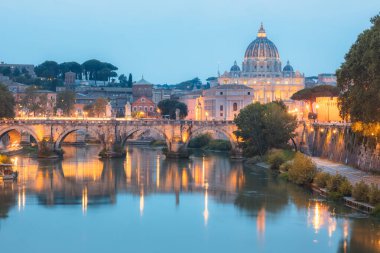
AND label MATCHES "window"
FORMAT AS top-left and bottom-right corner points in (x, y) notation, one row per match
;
(233, 103), (238, 111)
(141, 98), (145, 102)
(139, 106), (142, 111)
(220, 92), (223, 95)
(133, 107), (137, 111)
(144, 106), (148, 112)
(150, 106), (153, 112)
(248, 92), (251, 95)
(220, 105), (223, 111)
(220, 113), (223, 117)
